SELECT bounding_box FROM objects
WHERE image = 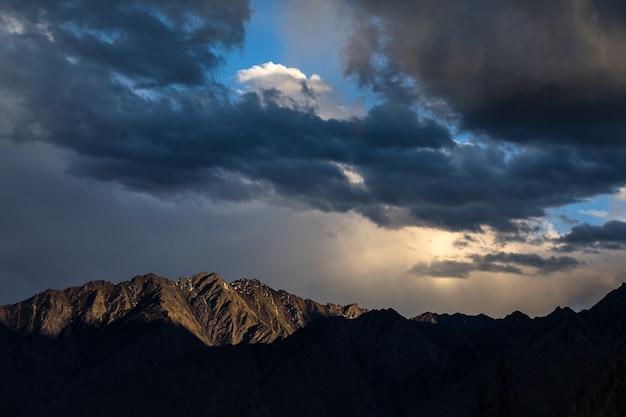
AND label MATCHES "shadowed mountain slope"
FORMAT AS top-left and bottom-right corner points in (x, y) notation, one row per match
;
(0, 274), (625, 417)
